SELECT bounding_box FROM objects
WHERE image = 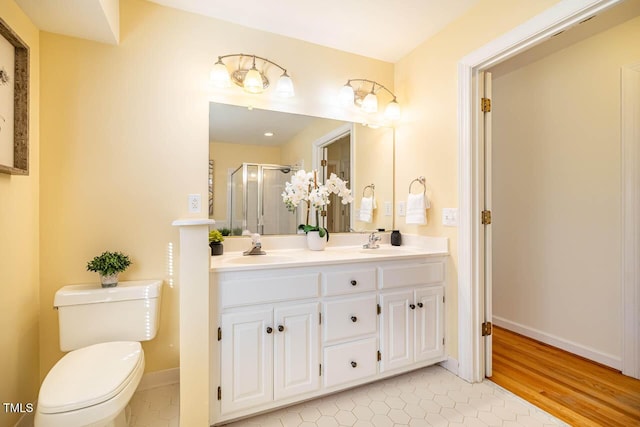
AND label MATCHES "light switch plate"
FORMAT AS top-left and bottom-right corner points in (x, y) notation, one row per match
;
(398, 201), (406, 217)
(442, 208), (458, 226)
(384, 201), (393, 216)
(188, 194), (201, 213)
